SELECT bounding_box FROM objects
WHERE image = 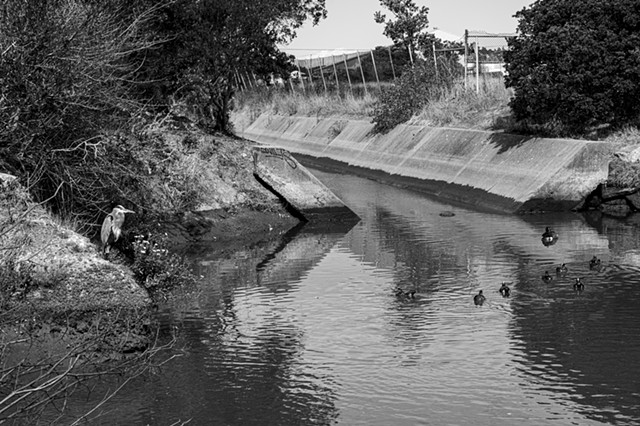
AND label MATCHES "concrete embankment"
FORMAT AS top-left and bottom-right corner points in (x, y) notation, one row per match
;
(238, 114), (617, 213)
